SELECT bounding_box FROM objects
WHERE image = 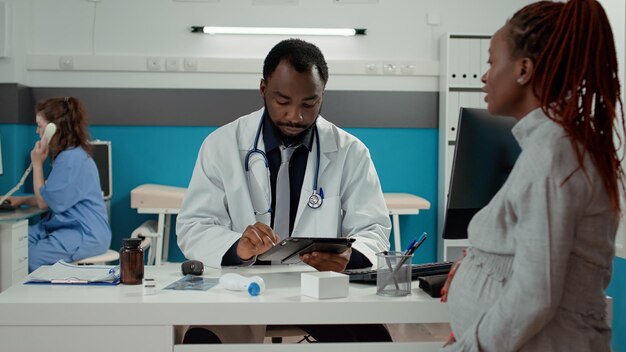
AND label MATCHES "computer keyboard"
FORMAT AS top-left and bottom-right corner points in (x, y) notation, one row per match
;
(0, 201), (17, 212)
(344, 261), (454, 283)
